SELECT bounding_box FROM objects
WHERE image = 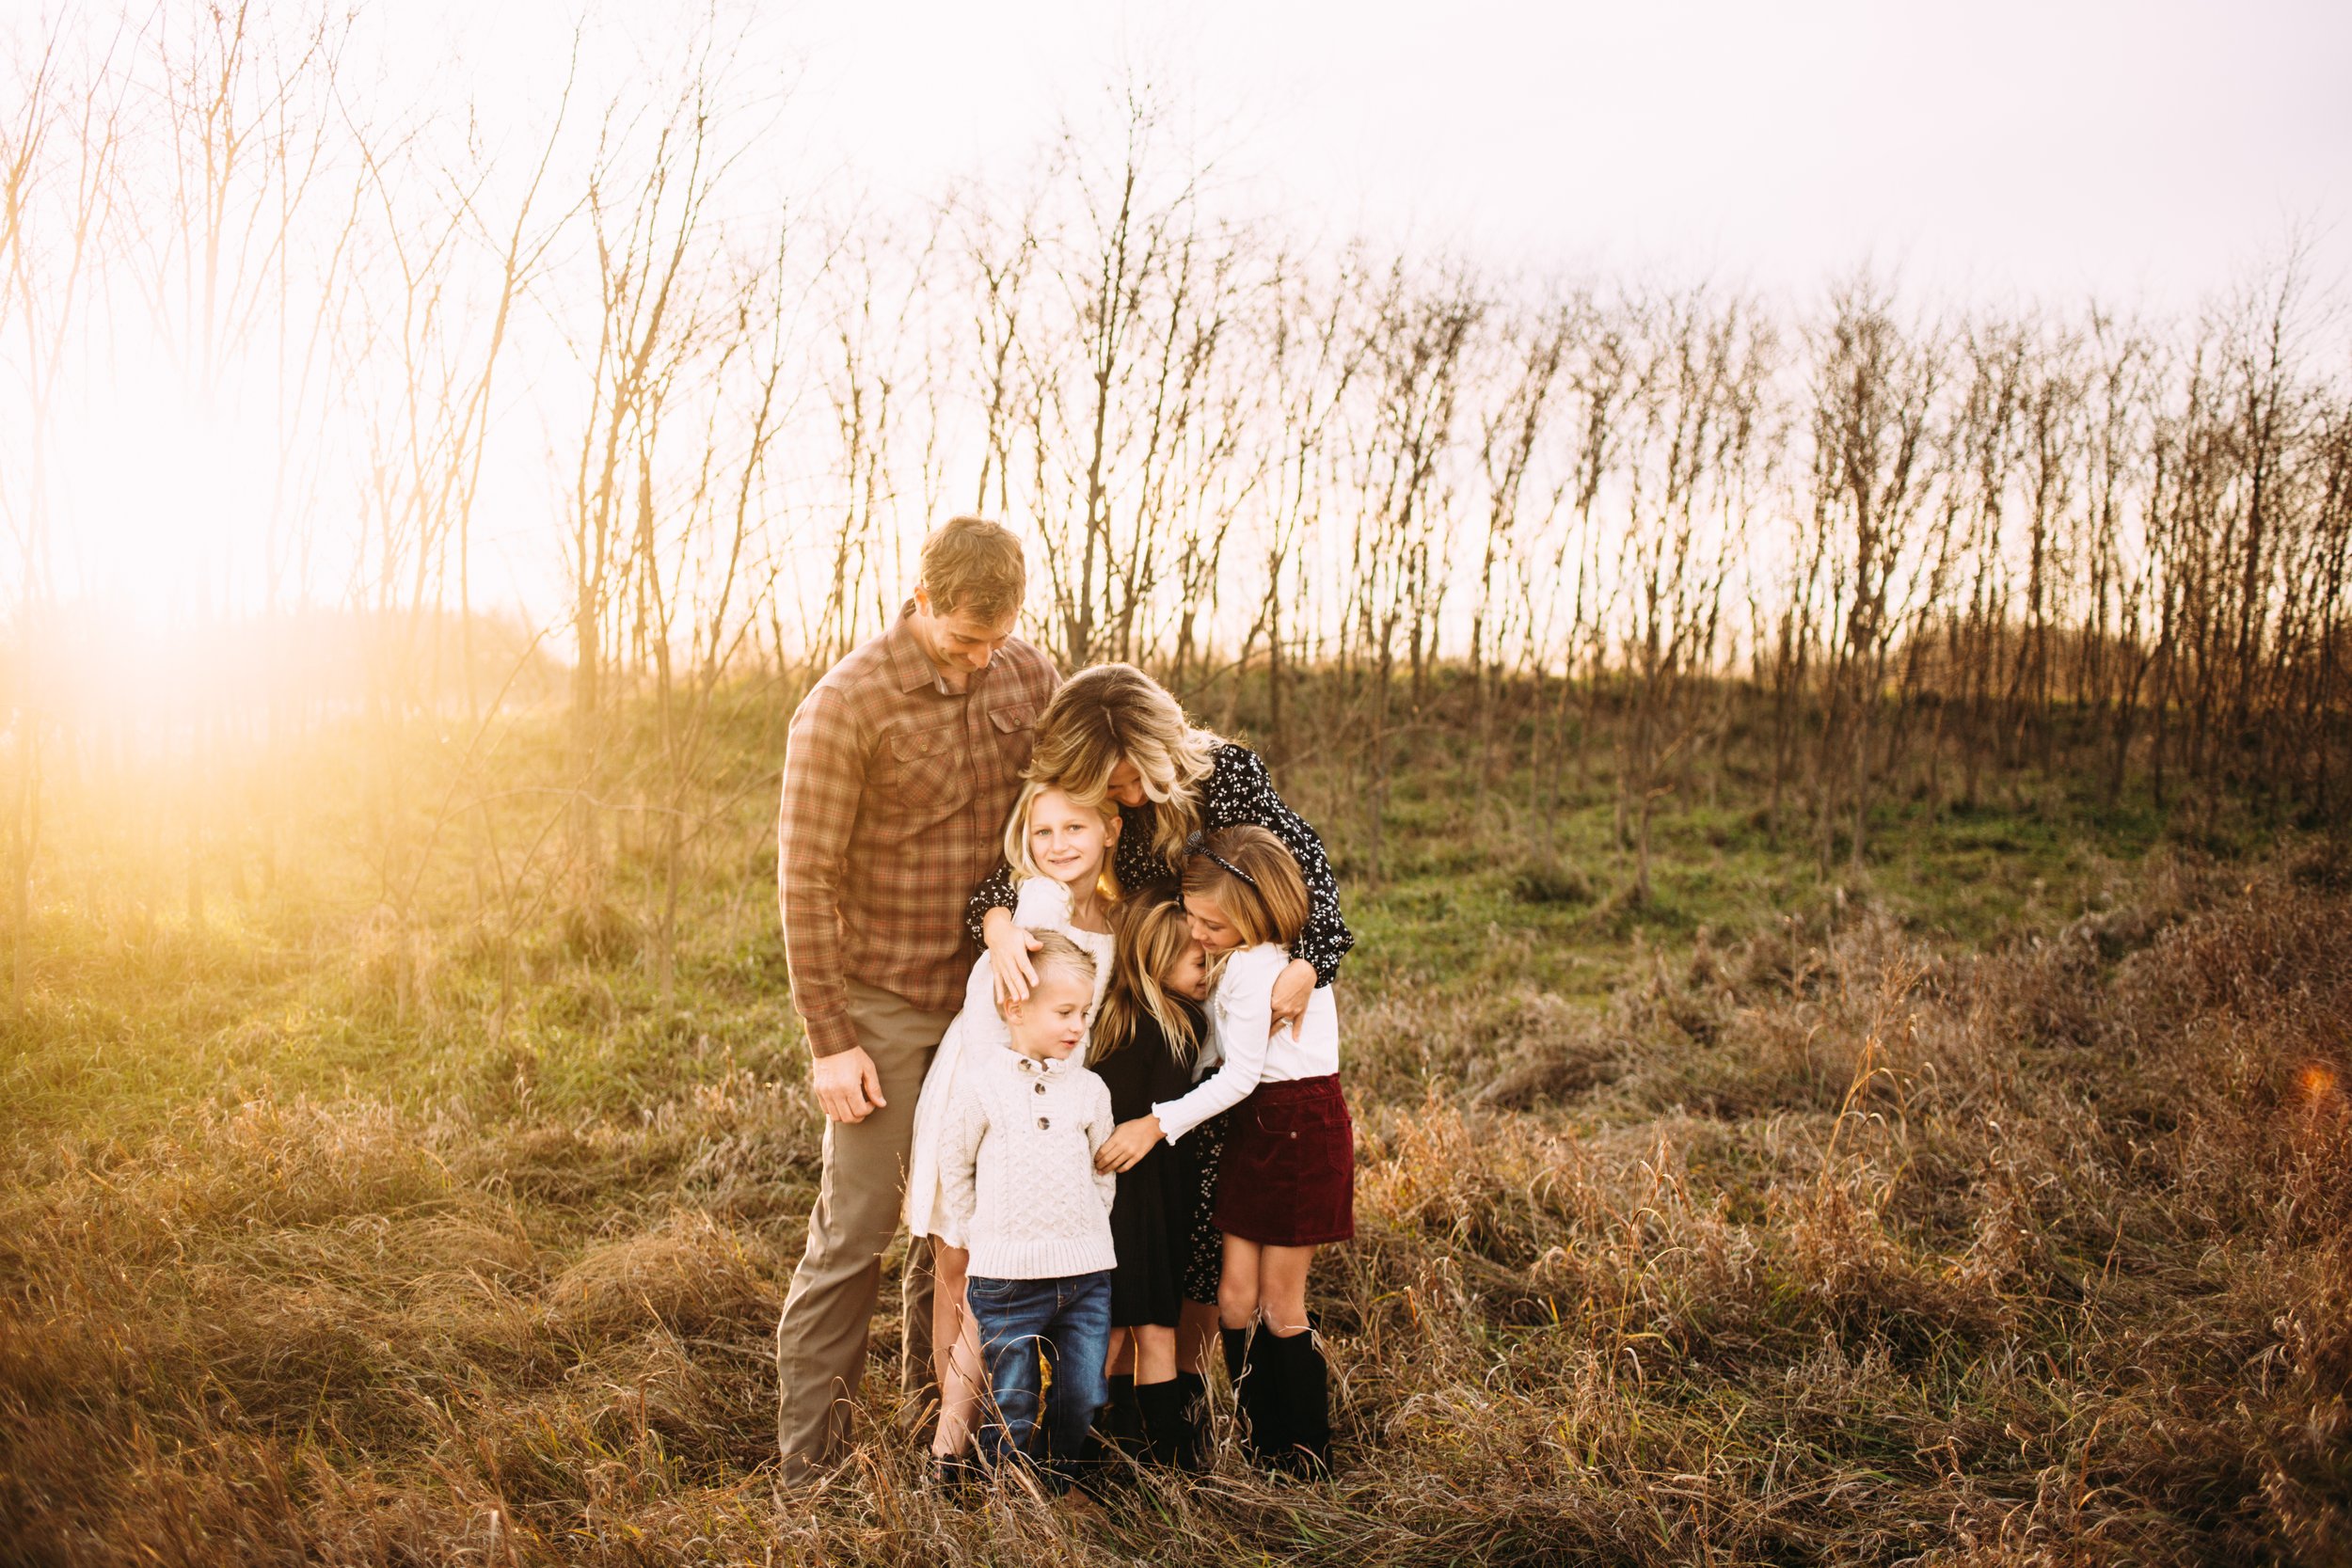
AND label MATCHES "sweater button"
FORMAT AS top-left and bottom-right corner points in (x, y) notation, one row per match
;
(1034, 1083), (1046, 1095)
(1037, 1117), (1051, 1130)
